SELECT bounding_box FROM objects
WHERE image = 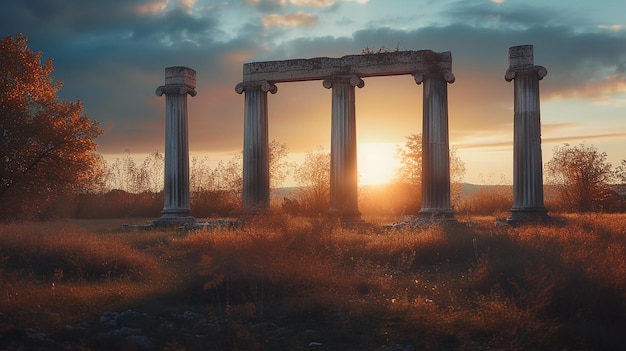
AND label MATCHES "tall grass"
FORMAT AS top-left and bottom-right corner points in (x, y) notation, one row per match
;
(2, 214), (626, 349)
(169, 214), (626, 349)
(0, 221), (172, 332)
